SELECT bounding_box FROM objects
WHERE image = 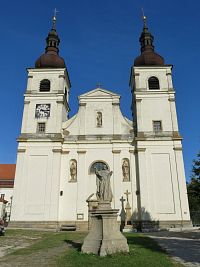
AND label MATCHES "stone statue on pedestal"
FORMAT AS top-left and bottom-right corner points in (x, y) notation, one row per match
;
(95, 166), (113, 202)
(82, 166), (129, 256)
